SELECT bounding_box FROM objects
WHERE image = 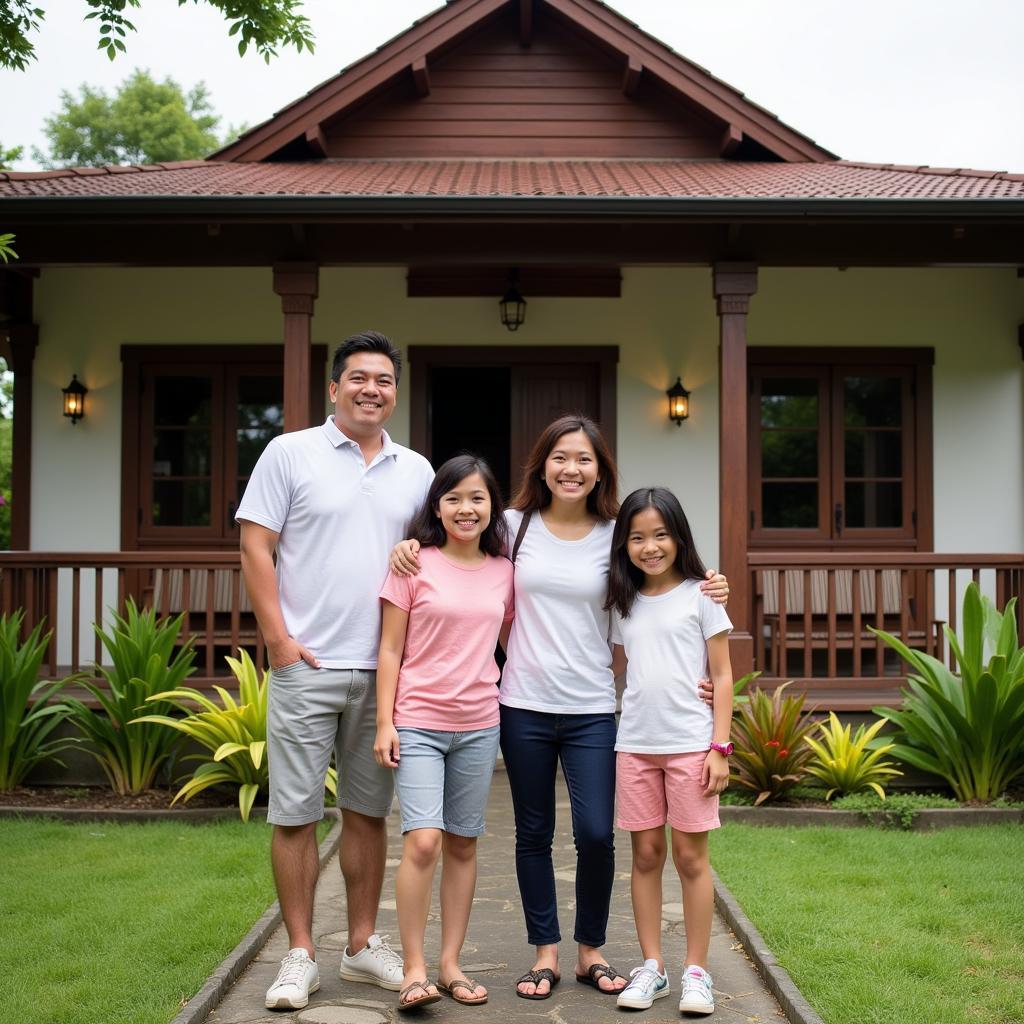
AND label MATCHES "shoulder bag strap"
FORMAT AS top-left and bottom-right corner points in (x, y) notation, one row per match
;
(510, 509), (533, 564)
